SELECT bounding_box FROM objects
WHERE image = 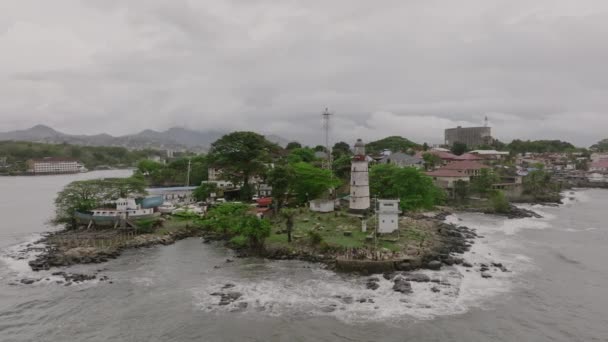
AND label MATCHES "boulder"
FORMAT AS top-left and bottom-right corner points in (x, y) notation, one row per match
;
(366, 281), (380, 291)
(20, 278), (36, 285)
(431, 286), (440, 293)
(406, 273), (431, 283)
(427, 261), (442, 270)
(481, 272), (492, 279)
(392, 277), (413, 294)
(462, 262), (473, 268)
